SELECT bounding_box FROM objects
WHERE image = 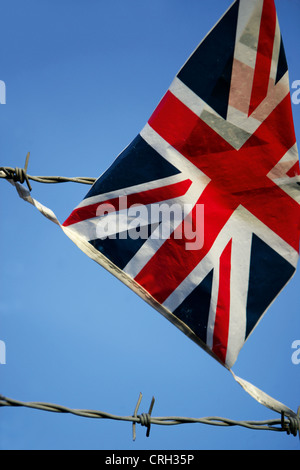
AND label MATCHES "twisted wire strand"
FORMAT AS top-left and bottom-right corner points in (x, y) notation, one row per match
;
(0, 167), (96, 188)
(0, 152), (96, 192)
(1, 394), (298, 439)
(23, 175), (95, 185)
